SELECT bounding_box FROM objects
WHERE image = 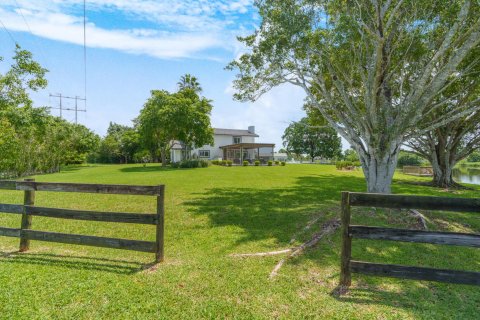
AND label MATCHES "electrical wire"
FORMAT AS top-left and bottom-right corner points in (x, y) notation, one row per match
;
(13, 0), (50, 69)
(0, 18), (17, 45)
(83, 0), (87, 109)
